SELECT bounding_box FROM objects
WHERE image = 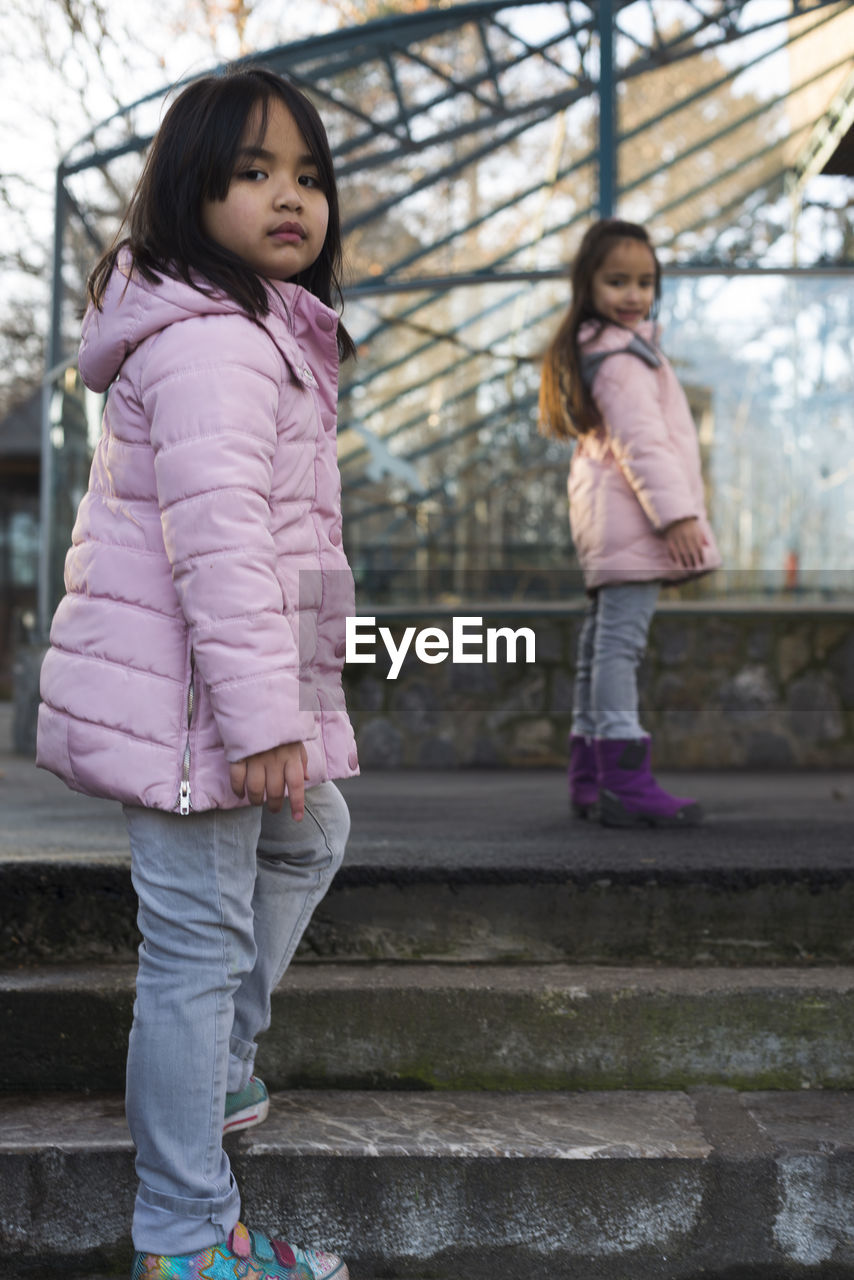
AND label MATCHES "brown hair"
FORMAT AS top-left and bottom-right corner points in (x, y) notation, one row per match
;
(87, 65), (355, 360)
(538, 219), (661, 438)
